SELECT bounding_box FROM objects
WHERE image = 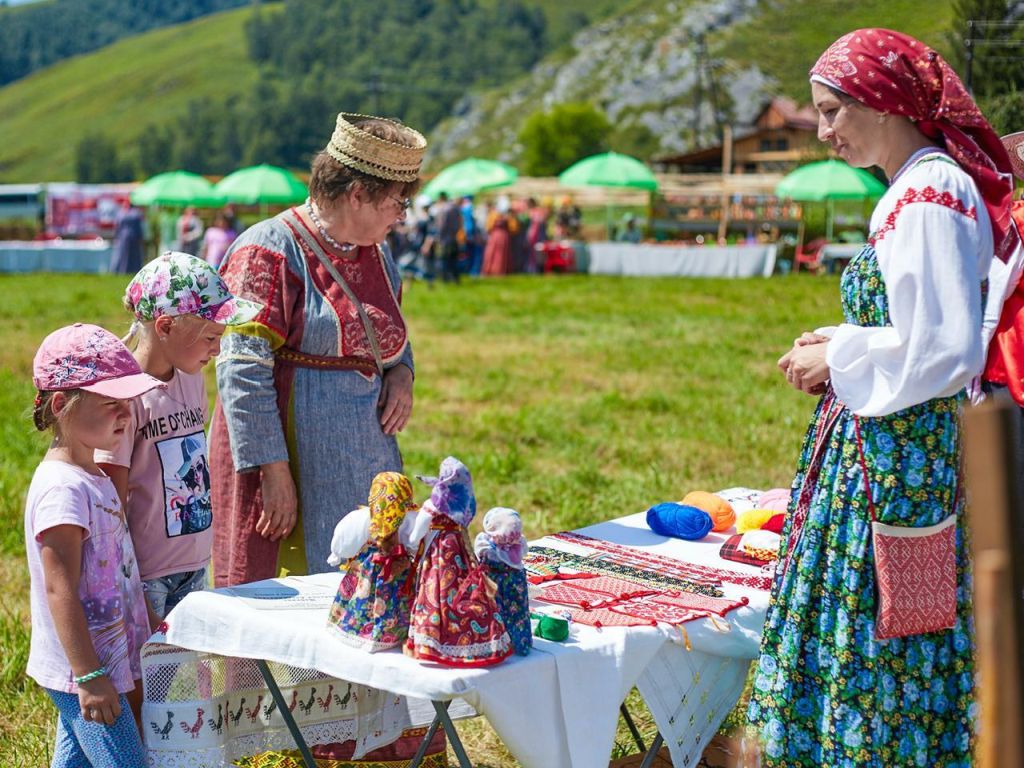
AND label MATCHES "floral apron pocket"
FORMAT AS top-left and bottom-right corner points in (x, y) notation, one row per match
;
(854, 416), (958, 640)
